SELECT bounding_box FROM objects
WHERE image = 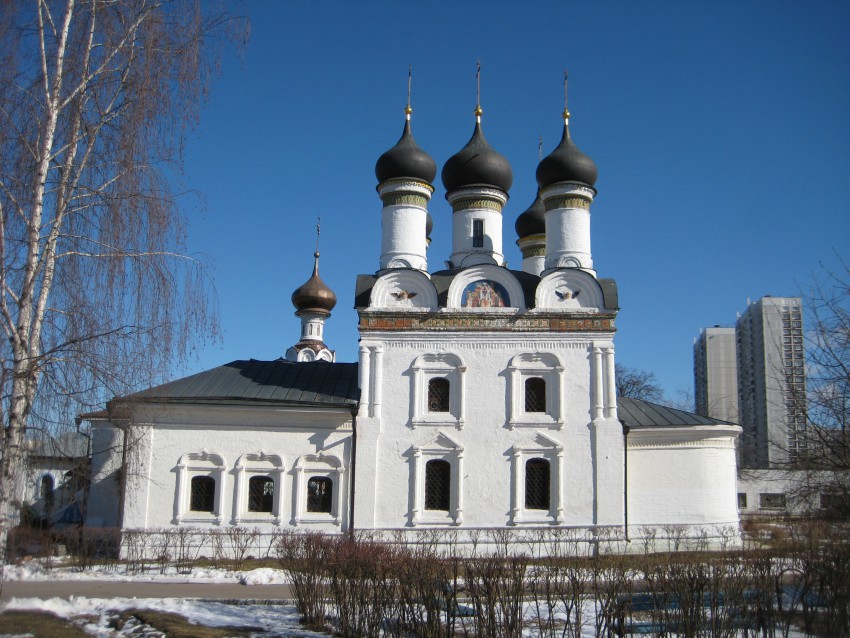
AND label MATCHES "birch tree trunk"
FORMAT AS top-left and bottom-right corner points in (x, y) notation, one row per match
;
(0, 0), (243, 577)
